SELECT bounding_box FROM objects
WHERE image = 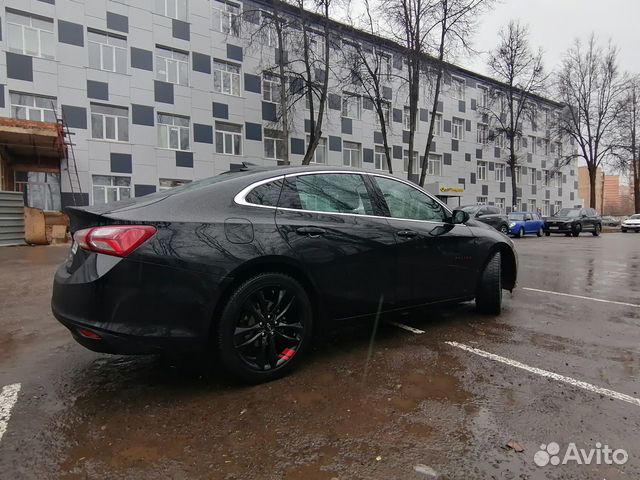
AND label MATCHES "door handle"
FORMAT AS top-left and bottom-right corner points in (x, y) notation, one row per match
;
(396, 230), (418, 238)
(296, 226), (326, 237)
